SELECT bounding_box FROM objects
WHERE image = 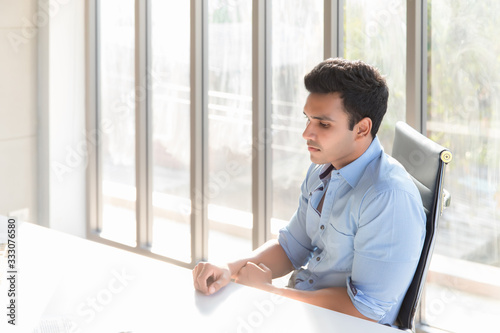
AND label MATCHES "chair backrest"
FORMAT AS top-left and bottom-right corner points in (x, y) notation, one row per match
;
(391, 121), (452, 331)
